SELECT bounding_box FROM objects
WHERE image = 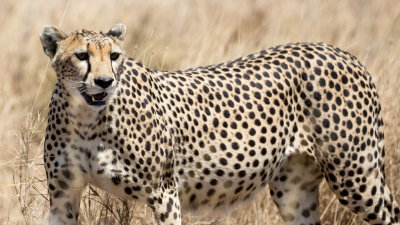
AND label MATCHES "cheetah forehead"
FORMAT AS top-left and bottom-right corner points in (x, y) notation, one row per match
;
(60, 31), (117, 52)
(54, 24), (127, 58)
